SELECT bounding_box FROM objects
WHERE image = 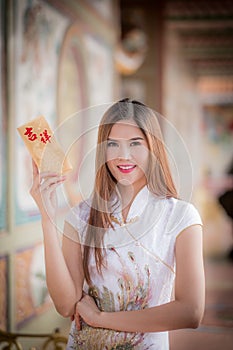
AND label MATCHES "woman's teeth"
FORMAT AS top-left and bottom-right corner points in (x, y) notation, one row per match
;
(118, 165), (135, 170)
